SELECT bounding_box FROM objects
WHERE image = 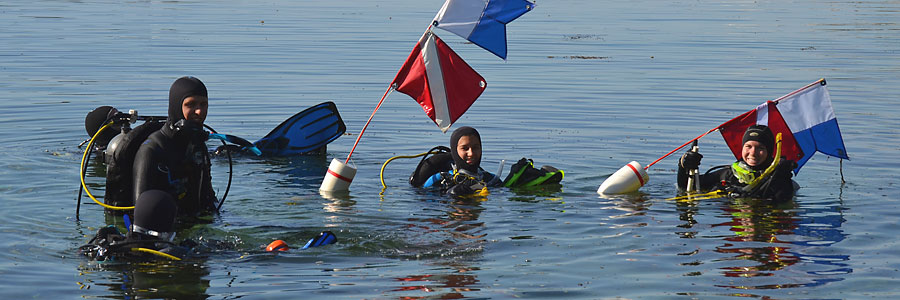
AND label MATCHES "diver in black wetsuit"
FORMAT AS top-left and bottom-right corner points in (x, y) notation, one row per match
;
(410, 126), (501, 197)
(133, 76), (217, 218)
(677, 124), (797, 202)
